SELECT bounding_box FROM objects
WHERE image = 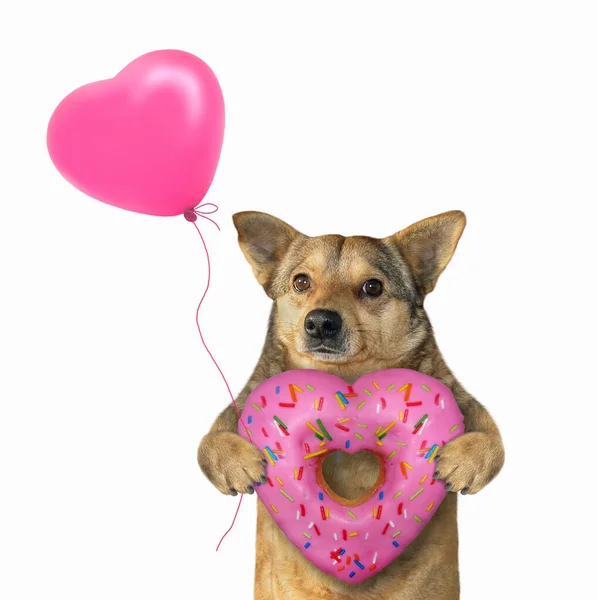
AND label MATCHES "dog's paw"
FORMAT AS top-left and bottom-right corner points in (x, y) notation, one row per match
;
(198, 432), (267, 496)
(432, 432), (504, 495)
